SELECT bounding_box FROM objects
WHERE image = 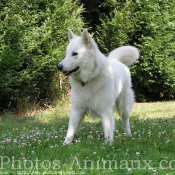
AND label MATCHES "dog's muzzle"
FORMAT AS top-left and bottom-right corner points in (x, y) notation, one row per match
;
(57, 64), (79, 76)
